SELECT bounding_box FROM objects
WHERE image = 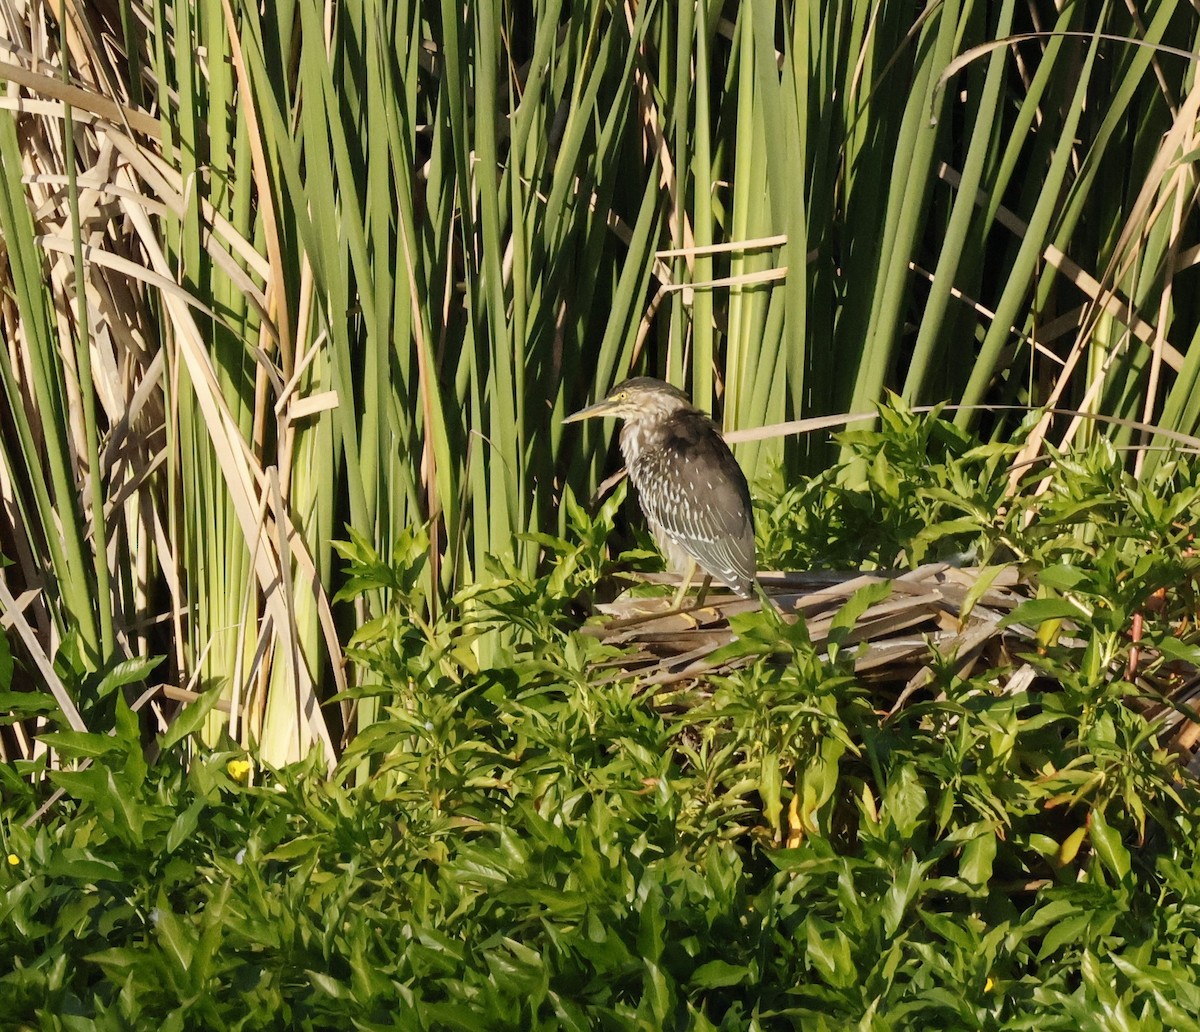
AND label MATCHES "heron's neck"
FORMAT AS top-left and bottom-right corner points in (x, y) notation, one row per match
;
(618, 421), (650, 467)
